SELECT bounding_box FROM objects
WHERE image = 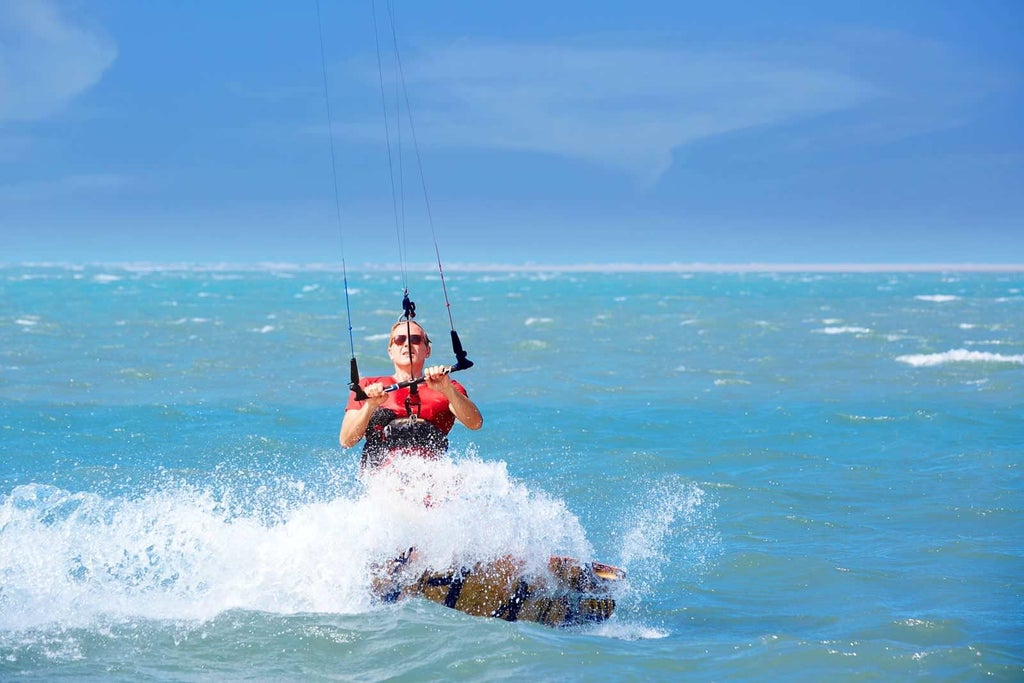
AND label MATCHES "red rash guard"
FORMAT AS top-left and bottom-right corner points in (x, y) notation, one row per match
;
(345, 375), (467, 434)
